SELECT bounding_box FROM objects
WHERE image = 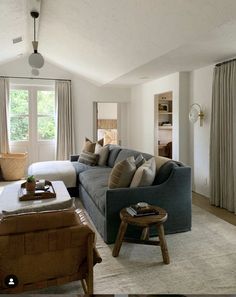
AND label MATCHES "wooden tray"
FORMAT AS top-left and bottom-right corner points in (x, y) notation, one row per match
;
(19, 180), (56, 201)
